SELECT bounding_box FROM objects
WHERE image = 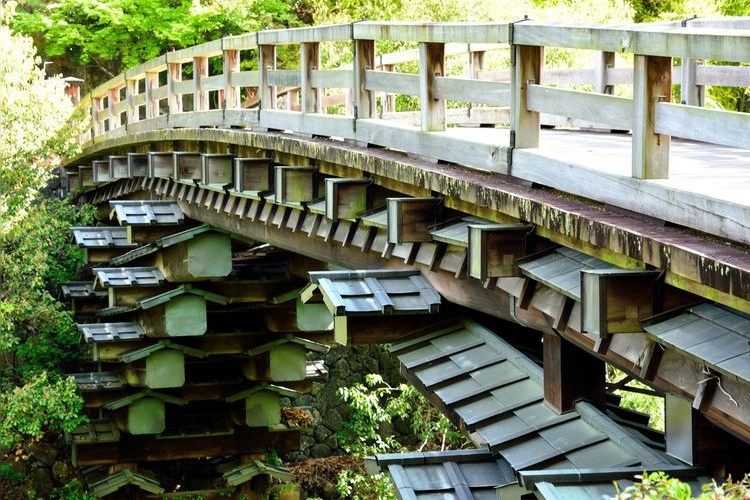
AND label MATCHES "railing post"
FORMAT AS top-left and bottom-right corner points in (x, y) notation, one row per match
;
(681, 58), (704, 107)
(62, 77), (83, 105)
(223, 49), (241, 110)
(594, 51), (615, 95)
(469, 47), (485, 80)
(354, 39), (375, 119)
(126, 77), (139, 125)
(301, 42), (322, 114)
(511, 44), (542, 149)
(145, 71), (160, 119)
(259, 44), (277, 111)
(108, 88), (121, 129)
(382, 64), (395, 115)
(419, 42), (445, 132)
(193, 56), (209, 111)
(168, 62), (182, 114)
(632, 54), (671, 179)
(93, 96), (105, 136)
